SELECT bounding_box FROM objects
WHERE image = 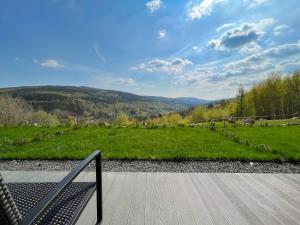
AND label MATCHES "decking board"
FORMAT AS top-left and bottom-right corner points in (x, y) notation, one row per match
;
(1, 171), (299, 225)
